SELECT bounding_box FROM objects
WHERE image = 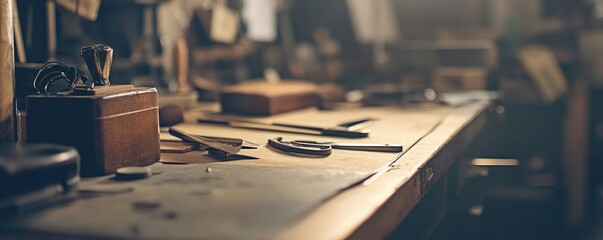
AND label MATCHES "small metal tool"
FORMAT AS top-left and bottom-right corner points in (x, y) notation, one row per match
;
(169, 127), (242, 158)
(198, 117), (370, 138)
(336, 118), (378, 131)
(81, 44), (113, 87)
(291, 140), (403, 152)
